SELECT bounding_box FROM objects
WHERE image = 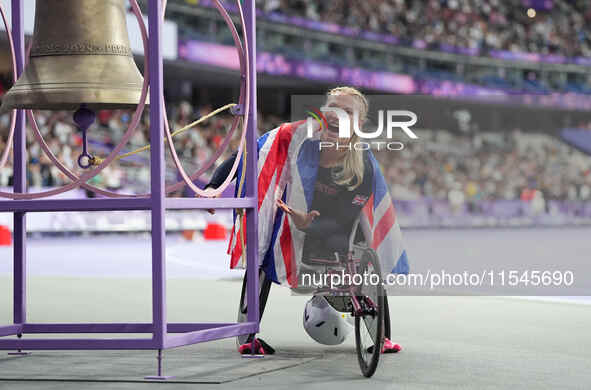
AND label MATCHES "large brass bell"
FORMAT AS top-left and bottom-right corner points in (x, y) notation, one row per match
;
(1, 0), (145, 111)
